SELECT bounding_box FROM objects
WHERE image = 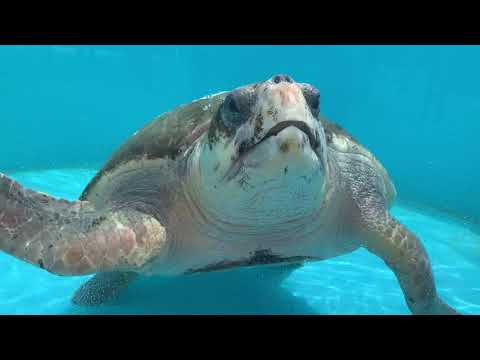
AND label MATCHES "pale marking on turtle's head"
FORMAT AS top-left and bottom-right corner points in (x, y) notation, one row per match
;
(186, 75), (331, 238)
(331, 133), (349, 152)
(197, 90), (229, 101)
